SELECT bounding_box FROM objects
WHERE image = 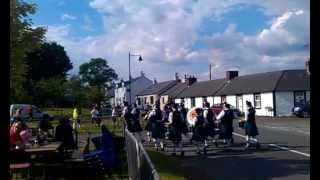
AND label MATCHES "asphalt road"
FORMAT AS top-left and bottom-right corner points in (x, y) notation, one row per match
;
(143, 118), (310, 180)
